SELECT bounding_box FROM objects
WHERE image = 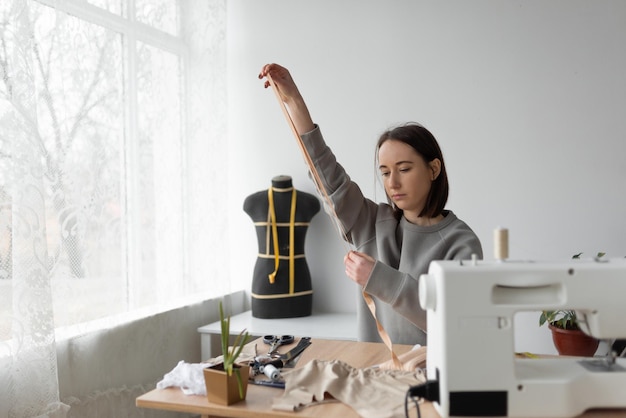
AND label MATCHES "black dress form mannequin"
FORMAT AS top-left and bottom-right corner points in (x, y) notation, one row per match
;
(243, 175), (321, 318)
